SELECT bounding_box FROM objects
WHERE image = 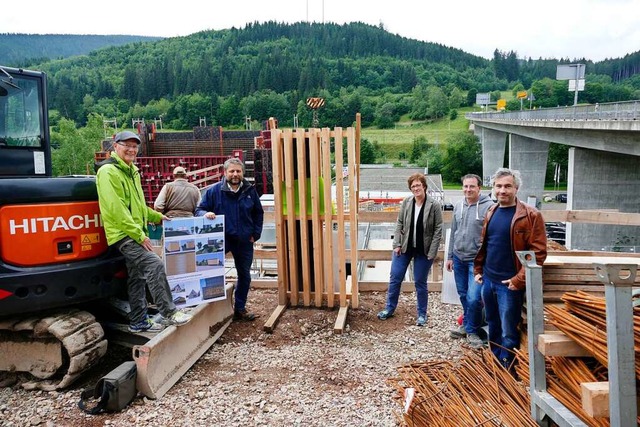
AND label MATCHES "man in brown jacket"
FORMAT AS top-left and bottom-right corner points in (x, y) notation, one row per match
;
(154, 166), (201, 217)
(474, 168), (547, 369)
